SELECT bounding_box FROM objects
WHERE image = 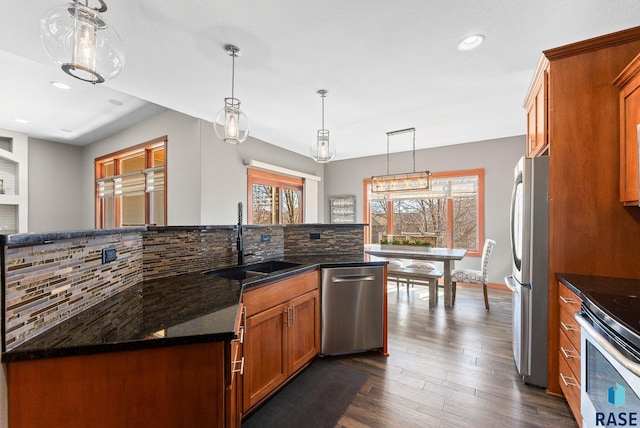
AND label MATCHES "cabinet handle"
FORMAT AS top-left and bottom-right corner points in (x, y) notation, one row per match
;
(560, 372), (579, 388)
(291, 304), (295, 325)
(560, 321), (576, 332)
(242, 306), (246, 329)
(232, 356), (245, 375)
(232, 326), (244, 344)
(284, 308), (290, 327)
(561, 346), (579, 359)
(560, 296), (577, 305)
